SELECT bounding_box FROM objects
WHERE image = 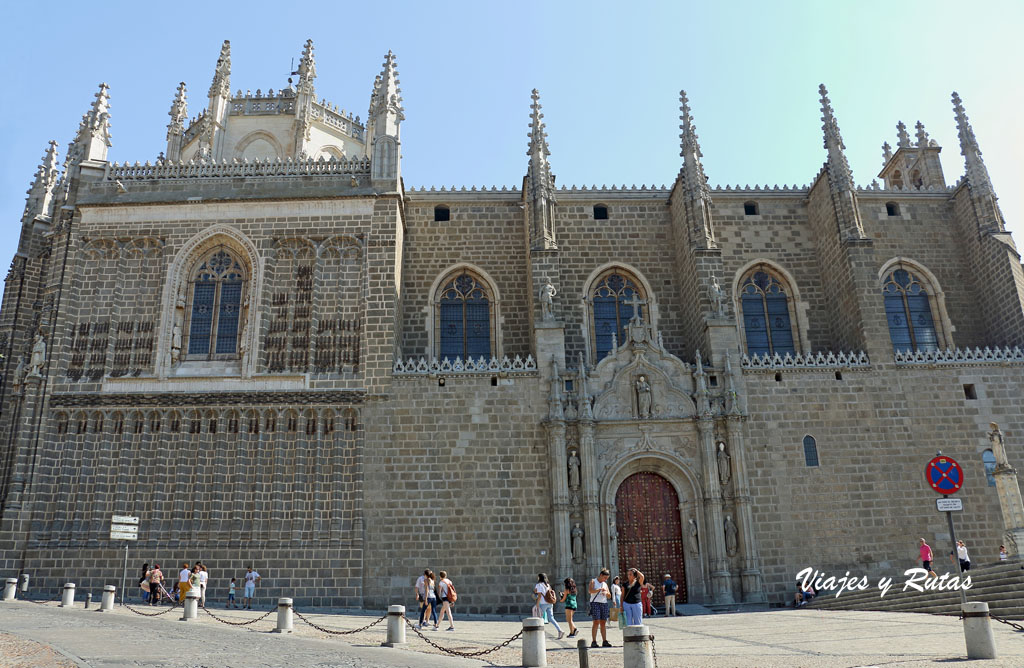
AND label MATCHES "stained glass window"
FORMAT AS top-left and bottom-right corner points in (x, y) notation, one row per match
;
(882, 268), (937, 353)
(740, 270), (795, 357)
(983, 449), (996, 487)
(592, 273), (643, 362)
(187, 249), (246, 358)
(438, 272), (491, 360)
